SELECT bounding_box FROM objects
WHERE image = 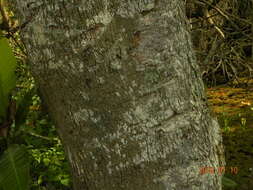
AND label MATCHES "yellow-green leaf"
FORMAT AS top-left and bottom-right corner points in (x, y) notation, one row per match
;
(0, 36), (17, 121)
